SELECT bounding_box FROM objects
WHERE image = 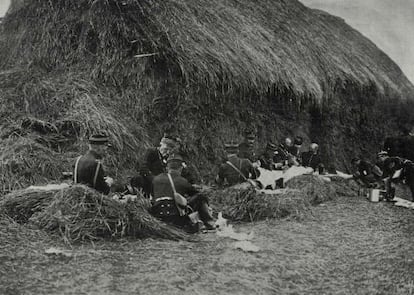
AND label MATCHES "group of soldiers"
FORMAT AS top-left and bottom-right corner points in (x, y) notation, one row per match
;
(73, 130), (325, 232)
(351, 151), (414, 201)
